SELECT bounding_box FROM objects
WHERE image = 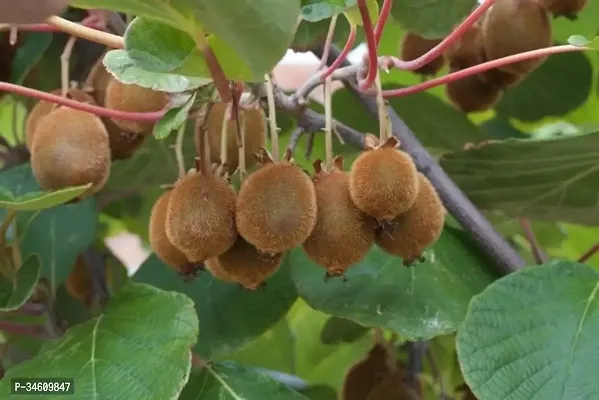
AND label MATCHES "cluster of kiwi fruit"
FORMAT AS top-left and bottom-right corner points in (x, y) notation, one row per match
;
(25, 53), (169, 199)
(399, 0), (588, 113)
